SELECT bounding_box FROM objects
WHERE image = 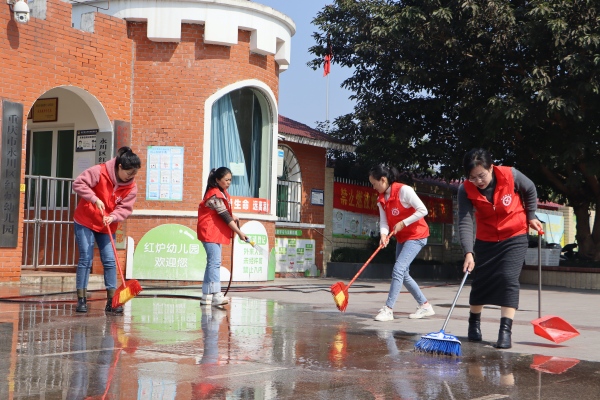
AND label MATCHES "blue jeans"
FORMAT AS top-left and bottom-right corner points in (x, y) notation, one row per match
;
(386, 238), (428, 309)
(74, 222), (117, 290)
(202, 242), (222, 295)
